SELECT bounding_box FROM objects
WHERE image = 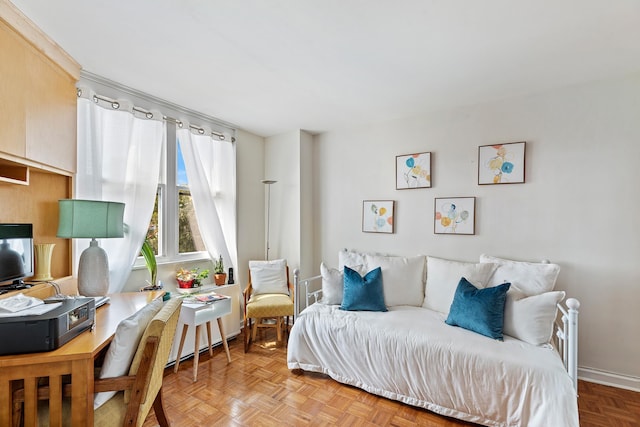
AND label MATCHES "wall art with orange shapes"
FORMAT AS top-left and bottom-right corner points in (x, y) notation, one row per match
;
(362, 200), (395, 234)
(434, 197), (475, 235)
(478, 141), (526, 185)
(396, 152), (432, 189)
